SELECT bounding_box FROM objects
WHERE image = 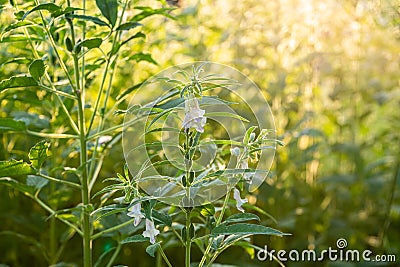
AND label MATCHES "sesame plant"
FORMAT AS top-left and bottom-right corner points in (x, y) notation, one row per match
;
(0, 0), (286, 266)
(98, 63), (288, 266)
